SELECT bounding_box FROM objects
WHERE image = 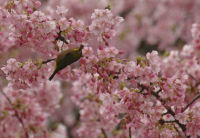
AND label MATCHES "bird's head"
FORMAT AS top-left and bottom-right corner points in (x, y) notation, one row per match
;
(79, 45), (84, 51)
